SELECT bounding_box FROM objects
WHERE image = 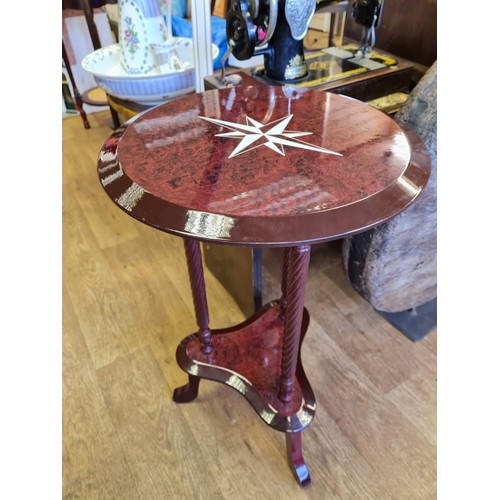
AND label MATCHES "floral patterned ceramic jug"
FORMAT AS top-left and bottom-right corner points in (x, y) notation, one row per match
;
(118, 0), (172, 74)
